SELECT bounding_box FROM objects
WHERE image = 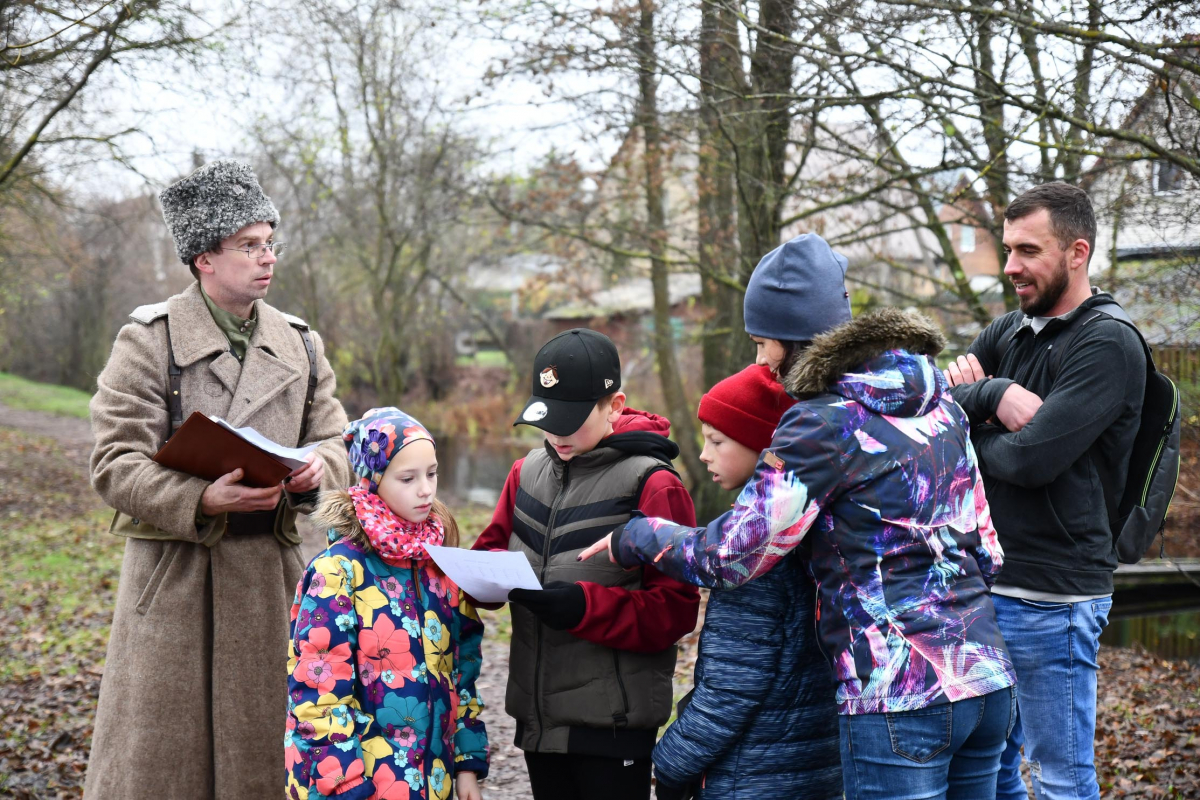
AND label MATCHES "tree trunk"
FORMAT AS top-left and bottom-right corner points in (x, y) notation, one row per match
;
(734, 0), (799, 281)
(971, 8), (1017, 311)
(1062, 0), (1102, 183)
(698, 0), (750, 390)
(635, 0), (708, 499)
